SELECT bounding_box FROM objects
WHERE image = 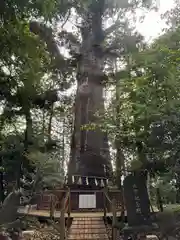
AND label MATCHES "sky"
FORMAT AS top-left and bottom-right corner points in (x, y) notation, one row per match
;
(137, 0), (175, 41)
